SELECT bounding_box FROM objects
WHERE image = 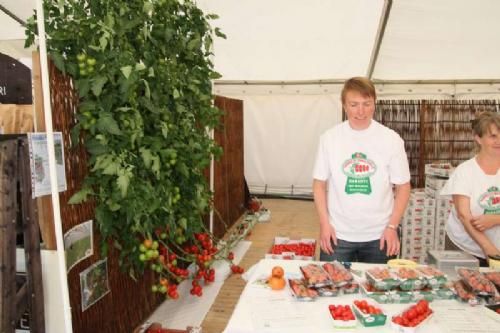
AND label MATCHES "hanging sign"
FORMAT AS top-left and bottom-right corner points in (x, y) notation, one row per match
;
(0, 53), (32, 104)
(27, 132), (67, 198)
